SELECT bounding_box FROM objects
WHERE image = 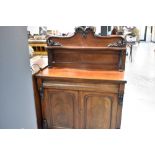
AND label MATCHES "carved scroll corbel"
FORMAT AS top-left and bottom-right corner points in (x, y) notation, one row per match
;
(46, 37), (62, 46)
(107, 38), (127, 47)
